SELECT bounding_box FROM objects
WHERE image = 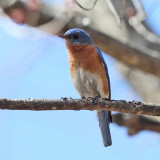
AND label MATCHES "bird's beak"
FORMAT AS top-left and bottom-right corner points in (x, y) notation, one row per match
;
(58, 34), (67, 39)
